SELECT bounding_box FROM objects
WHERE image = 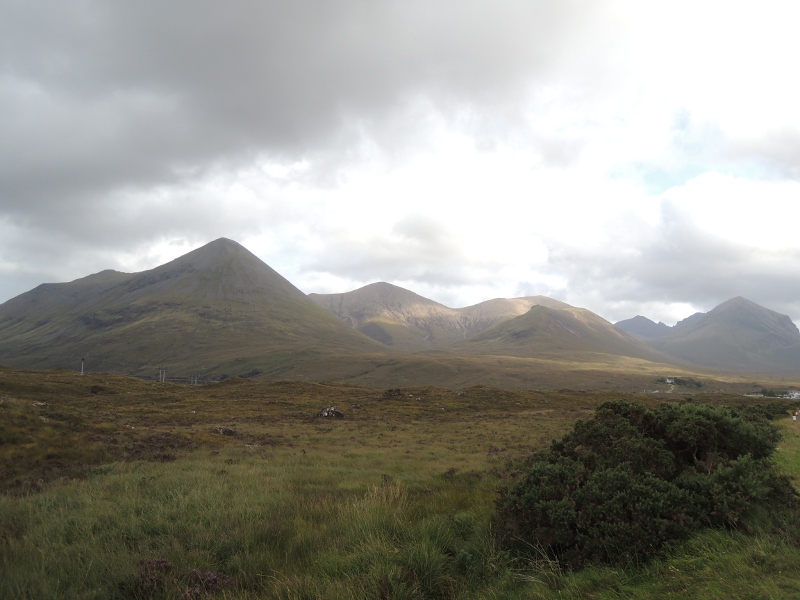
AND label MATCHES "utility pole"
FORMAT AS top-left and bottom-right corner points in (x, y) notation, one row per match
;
(81, 358), (84, 375)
